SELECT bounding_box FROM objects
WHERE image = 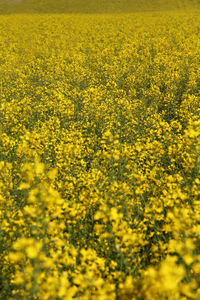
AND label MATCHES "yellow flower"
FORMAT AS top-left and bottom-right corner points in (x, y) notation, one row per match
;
(25, 241), (42, 259)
